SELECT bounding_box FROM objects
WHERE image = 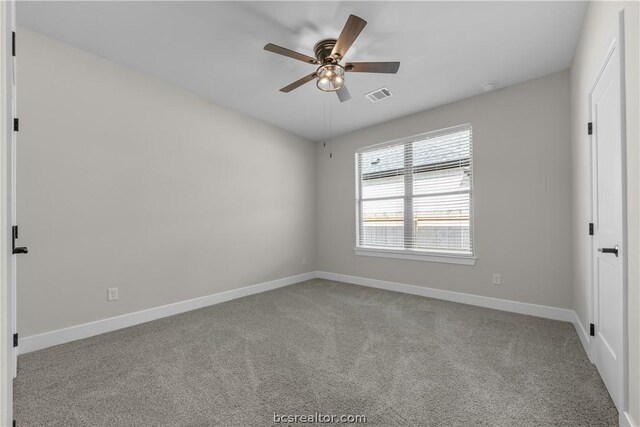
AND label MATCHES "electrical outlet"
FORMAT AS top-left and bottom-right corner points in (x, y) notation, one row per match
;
(107, 288), (118, 301)
(492, 274), (501, 285)
(302, 257), (307, 265)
